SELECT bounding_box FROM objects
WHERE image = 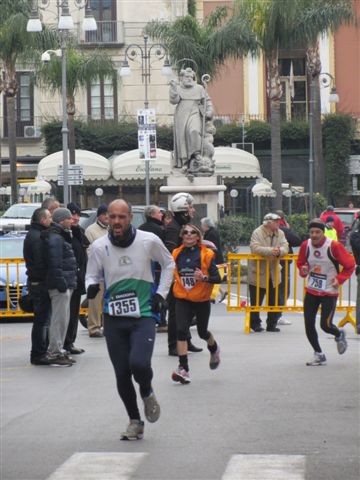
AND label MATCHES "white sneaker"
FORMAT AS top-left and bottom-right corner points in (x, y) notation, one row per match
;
(120, 420), (144, 440)
(306, 352), (327, 366)
(277, 318), (292, 325)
